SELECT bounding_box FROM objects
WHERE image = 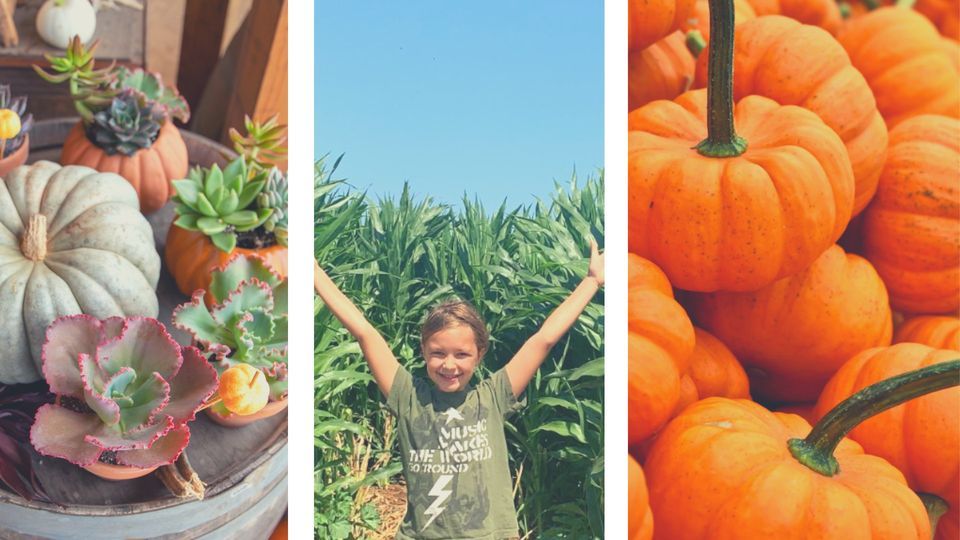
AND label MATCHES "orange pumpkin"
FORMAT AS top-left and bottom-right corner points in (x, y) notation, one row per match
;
(775, 402), (817, 424)
(687, 327), (750, 400)
(693, 15), (888, 216)
(691, 245), (893, 402)
(838, 7), (960, 129)
(918, 0), (960, 39)
(894, 316), (960, 350)
(629, 0), (696, 51)
(630, 0), (854, 293)
(165, 225), (288, 298)
(645, 391), (935, 539)
(628, 32), (696, 110)
(813, 345), (960, 540)
(628, 253), (695, 446)
(944, 37), (960, 70)
(60, 120), (188, 214)
(862, 115), (959, 314)
(745, 0), (842, 33)
(629, 455), (654, 540)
